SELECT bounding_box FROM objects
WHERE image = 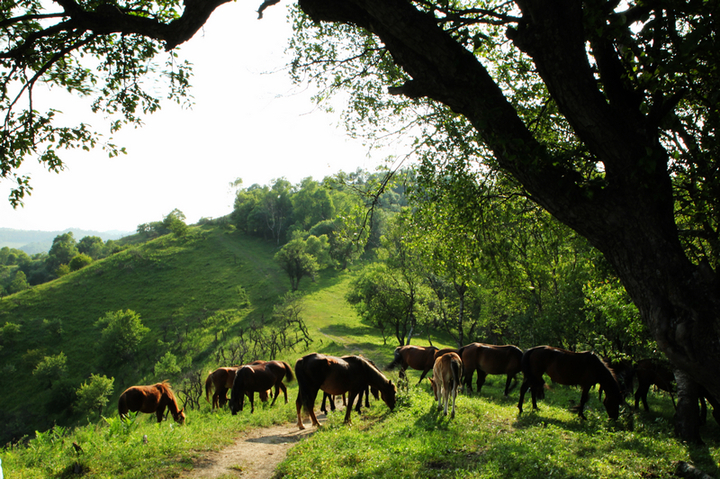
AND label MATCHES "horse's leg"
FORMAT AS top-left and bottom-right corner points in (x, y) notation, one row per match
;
(504, 374), (513, 397)
(477, 371), (488, 394)
(344, 392), (358, 424)
(463, 364), (475, 394)
(364, 386), (370, 408)
(249, 392), (255, 413)
(635, 381), (650, 411)
(578, 387), (589, 419)
(296, 393), (305, 430)
(156, 404), (166, 423)
(451, 382), (458, 419)
(281, 383), (288, 404)
(418, 367), (431, 384)
(518, 379), (529, 414)
(270, 385), (279, 407)
(355, 388), (365, 414)
(320, 393), (329, 414)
